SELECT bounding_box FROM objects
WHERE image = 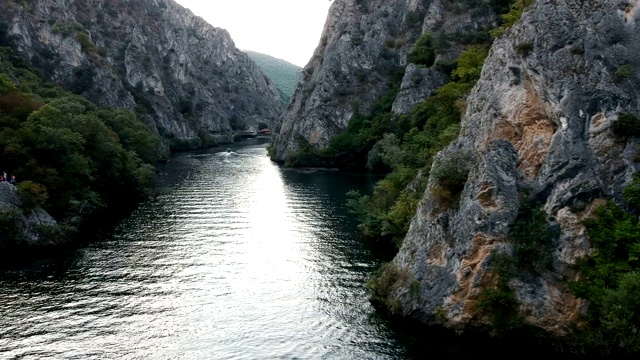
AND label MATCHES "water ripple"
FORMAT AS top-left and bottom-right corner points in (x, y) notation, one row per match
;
(0, 141), (404, 359)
